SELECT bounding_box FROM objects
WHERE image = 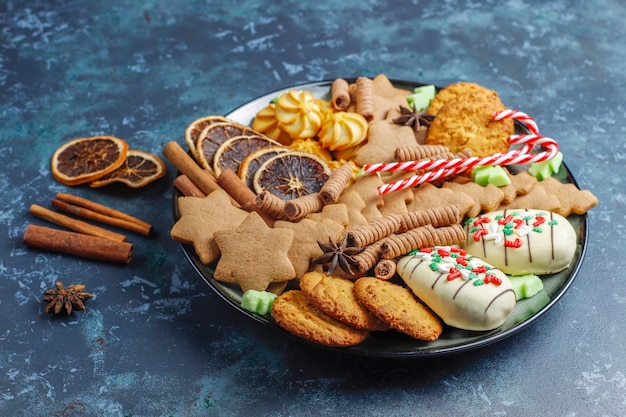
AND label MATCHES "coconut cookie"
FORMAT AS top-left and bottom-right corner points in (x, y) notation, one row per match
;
(425, 91), (514, 157)
(396, 247), (517, 331)
(461, 209), (577, 275)
(271, 290), (369, 347)
(299, 272), (389, 331)
(353, 277), (442, 341)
